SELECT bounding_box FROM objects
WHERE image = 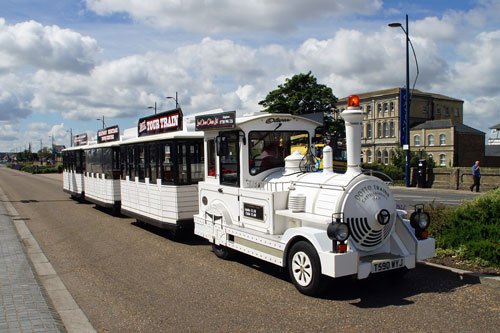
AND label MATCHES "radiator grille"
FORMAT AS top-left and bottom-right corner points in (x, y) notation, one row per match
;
(347, 216), (394, 249)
